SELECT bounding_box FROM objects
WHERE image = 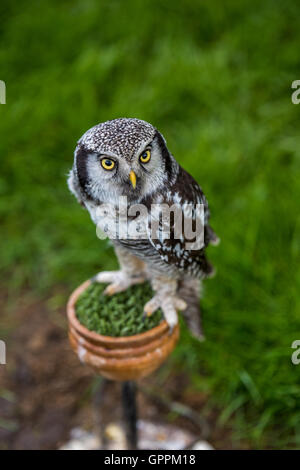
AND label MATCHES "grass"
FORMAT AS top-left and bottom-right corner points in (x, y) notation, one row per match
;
(1, 0), (300, 448)
(75, 282), (163, 337)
